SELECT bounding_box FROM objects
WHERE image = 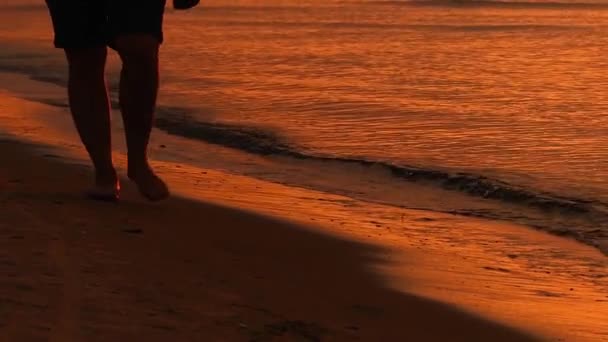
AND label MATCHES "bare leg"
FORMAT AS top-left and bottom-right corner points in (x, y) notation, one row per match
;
(65, 47), (119, 200)
(114, 34), (169, 201)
